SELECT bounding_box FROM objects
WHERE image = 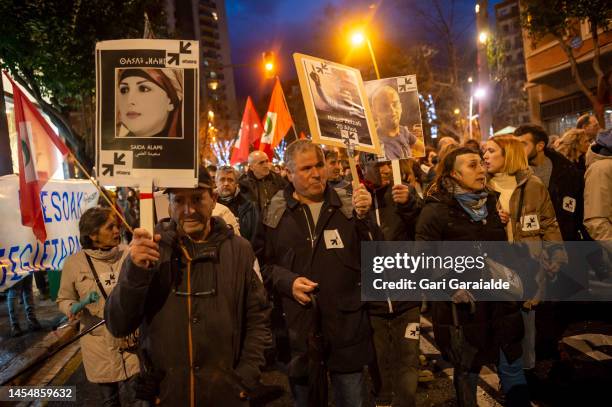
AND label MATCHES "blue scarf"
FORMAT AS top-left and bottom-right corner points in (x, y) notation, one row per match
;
(454, 191), (489, 222)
